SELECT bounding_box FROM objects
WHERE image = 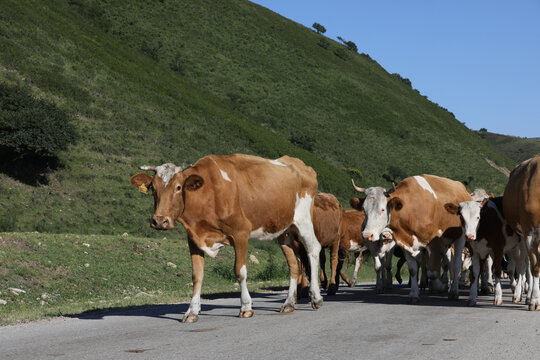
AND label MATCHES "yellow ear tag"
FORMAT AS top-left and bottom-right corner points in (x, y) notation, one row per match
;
(138, 183), (148, 194)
